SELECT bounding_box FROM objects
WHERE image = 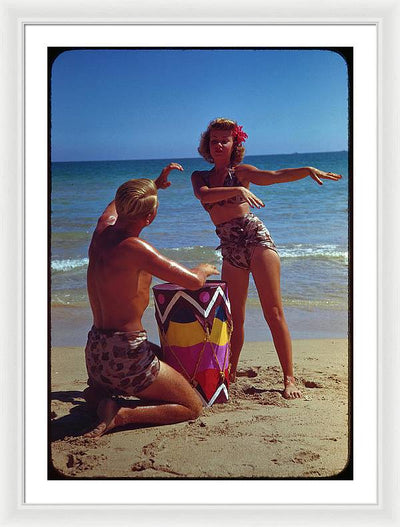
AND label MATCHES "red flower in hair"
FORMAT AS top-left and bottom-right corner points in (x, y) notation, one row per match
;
(232, 125), (248, 144)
